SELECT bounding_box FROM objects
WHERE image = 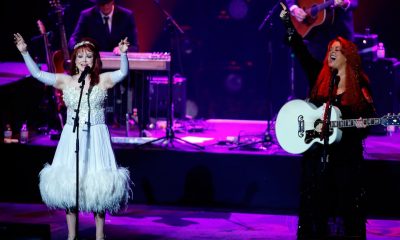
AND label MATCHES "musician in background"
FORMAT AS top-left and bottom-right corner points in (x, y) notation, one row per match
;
(68, 0), (139, 54)
(69, 0), (142, 129)
(285, 0), (358, 62)
(280, 6), (375, 239)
